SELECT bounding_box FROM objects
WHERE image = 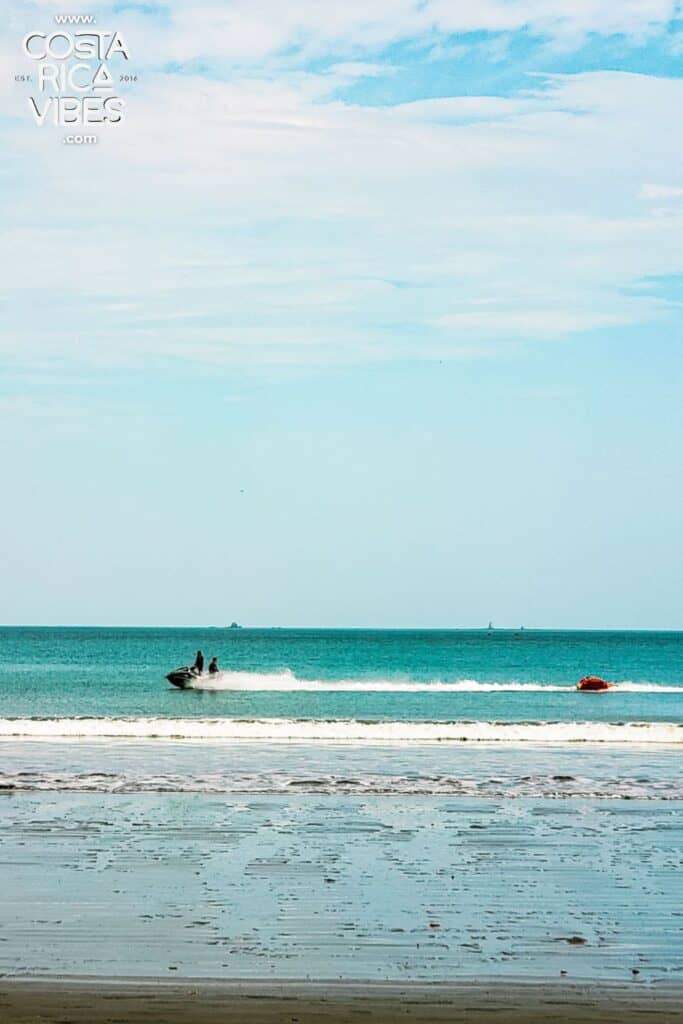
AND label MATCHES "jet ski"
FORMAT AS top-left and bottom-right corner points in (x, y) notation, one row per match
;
(577, 675), (614, 692)
(166, 665), (202, 689)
